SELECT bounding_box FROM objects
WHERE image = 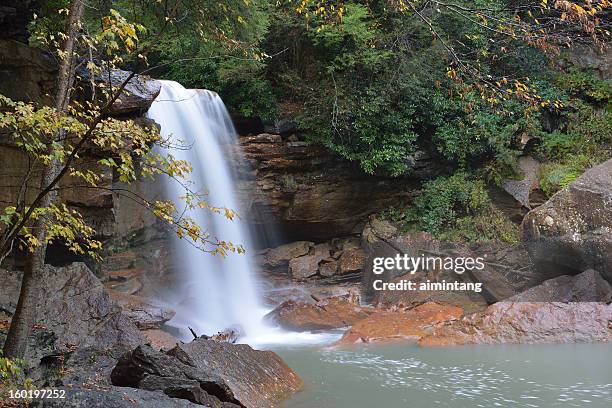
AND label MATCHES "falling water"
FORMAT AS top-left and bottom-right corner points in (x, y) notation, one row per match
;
(147, 80), (264, 339)
(147, 80), (337, 347)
